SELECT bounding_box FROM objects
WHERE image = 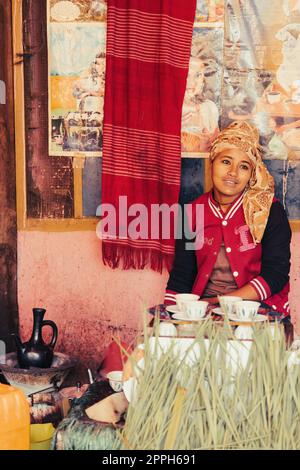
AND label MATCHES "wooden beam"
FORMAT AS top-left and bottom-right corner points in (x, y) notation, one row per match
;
(72, 156), (85, 218)
(12, 0), (26, 230)
(24, 217), (99, 232)
(204, 158), (212, 192)
(0, 0), (19, 351)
